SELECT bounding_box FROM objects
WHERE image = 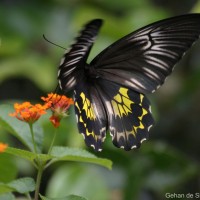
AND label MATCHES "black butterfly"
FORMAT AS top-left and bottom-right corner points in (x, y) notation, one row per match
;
(58, 14), (200, 151)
